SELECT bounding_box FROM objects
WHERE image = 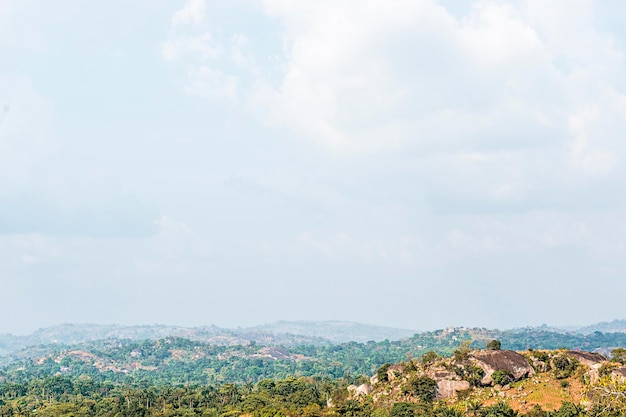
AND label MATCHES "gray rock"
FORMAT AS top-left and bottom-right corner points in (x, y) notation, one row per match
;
(436, 379), (471, 399)
(471, 350), (535, 386)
